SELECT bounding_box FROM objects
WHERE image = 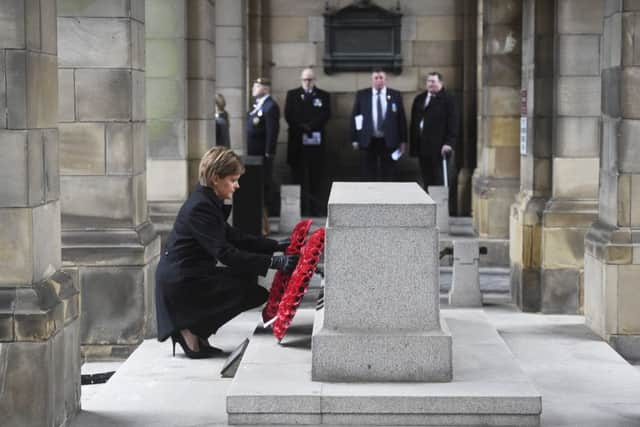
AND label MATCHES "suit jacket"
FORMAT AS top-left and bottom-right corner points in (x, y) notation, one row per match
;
(350, 87), (407, 149)
(155, 184), (278, 341)
(247, 96), (280, 156)
(409, 88), (458, 158)
(284, 86), (331, 166)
